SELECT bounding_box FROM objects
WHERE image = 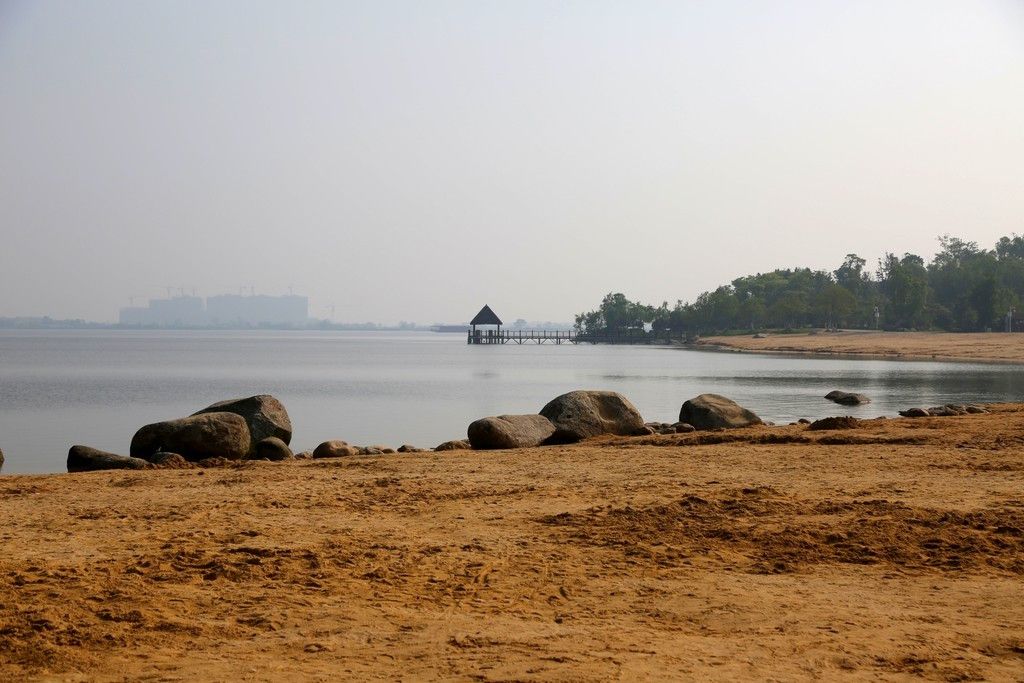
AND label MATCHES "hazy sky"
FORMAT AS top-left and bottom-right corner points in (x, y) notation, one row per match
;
(2, 1), (1022, 323)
